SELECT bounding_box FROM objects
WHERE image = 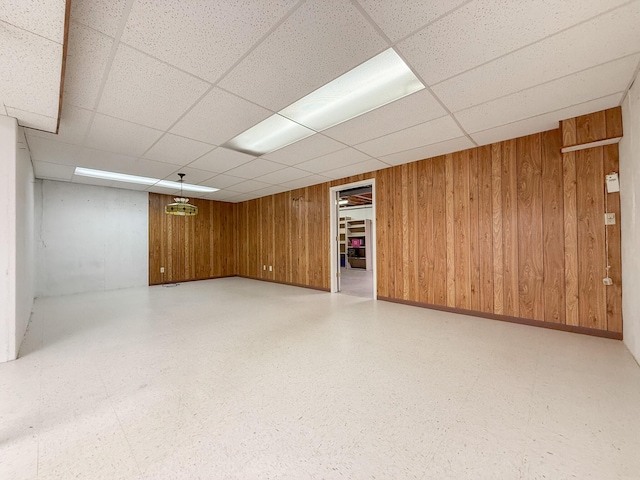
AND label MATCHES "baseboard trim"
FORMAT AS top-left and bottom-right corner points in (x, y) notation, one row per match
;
(377, 296), (623, 340)
(236, 275), (330, 292)
(149, 274), (236, 286)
